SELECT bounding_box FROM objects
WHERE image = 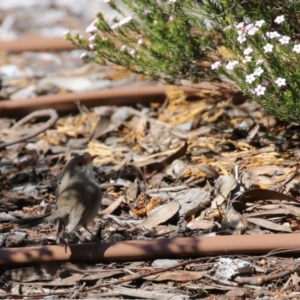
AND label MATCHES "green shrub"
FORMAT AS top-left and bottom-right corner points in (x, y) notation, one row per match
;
(66, 0), (300, 123)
